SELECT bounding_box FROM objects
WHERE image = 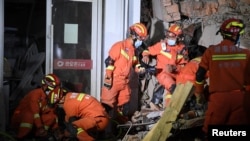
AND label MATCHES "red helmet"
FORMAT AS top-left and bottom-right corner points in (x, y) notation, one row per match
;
(219, 18), (245, 37)
(41, 74), (61, 90)
(167, 24), (182, 36)
(129, 23), (148, 40)
(47, 87), (67, 105)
